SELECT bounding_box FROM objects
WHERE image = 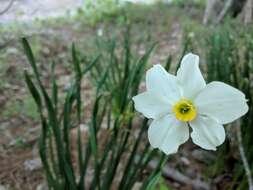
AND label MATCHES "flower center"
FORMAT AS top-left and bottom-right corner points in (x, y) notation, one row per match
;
(173, 99), (197, 122)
